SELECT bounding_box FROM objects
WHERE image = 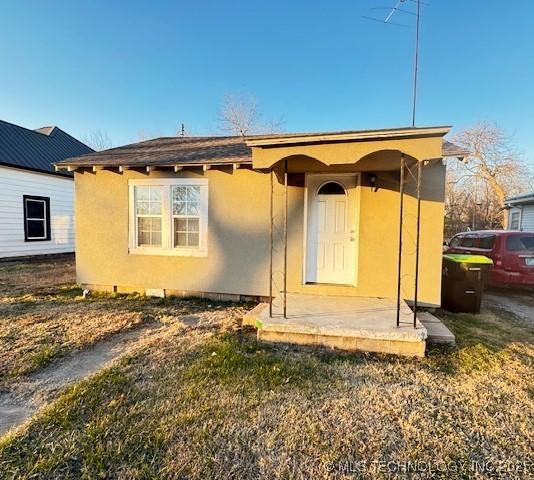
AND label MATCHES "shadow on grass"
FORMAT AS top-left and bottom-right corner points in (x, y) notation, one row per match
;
(2, 284), (255, 317)
(0, 284), (83, 312)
